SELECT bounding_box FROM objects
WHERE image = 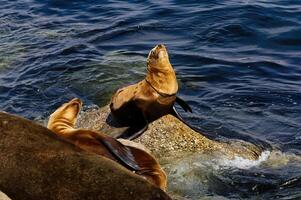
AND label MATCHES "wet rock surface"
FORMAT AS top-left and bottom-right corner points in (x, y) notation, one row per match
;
(77, 105), (262, 161)
(0, 112), (171, 200)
